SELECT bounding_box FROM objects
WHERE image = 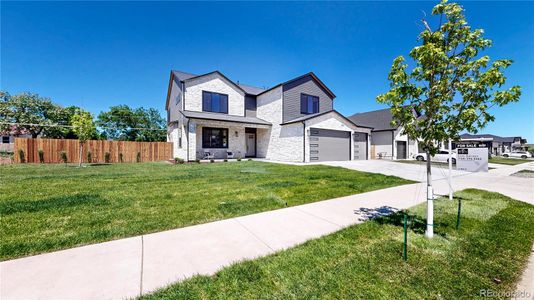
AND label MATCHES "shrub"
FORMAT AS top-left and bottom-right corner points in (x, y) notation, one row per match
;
(104, 152), (111, 163)
(210, 159), (215, 163)
(237, 158), (242, 162)
(223, 159), (228, 162)
(136, 152), (141, 163)
(38, 149), (44, 163)
(87, 151), (92, 163)
(174, 157), (185, 164)
(248, 158), (252, 161)
(194, 159), (200, 163)
(119, 153), (124, 163)
(60, 151), (68, 164)
(18, 149), (25, 163)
